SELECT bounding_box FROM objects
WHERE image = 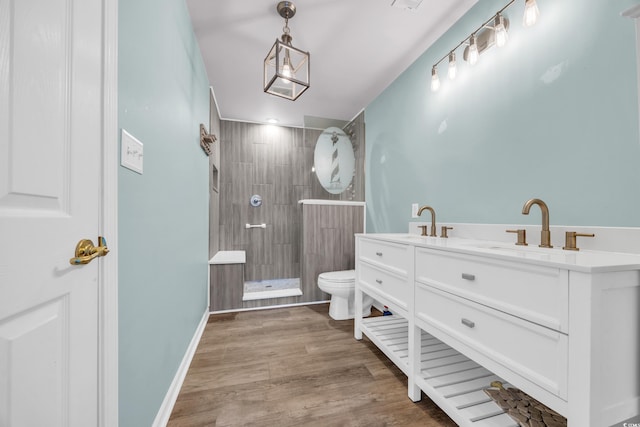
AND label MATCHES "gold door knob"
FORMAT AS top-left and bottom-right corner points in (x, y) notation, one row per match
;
(70, 236), (109, 265)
